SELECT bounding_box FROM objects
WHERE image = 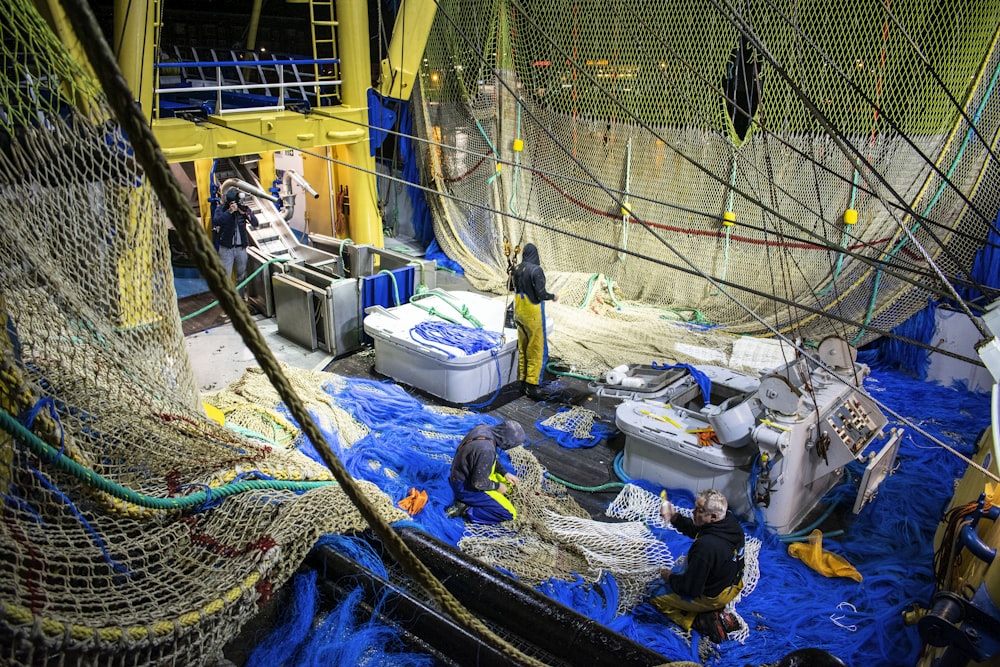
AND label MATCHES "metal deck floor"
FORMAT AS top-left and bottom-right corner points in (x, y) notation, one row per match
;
(179, 271), (626, 520)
